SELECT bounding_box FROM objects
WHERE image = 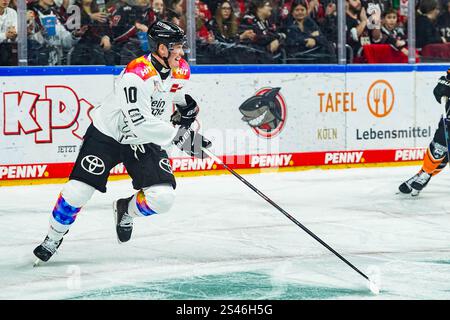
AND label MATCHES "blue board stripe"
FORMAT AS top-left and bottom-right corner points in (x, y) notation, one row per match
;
(0, 64), (448, 76)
